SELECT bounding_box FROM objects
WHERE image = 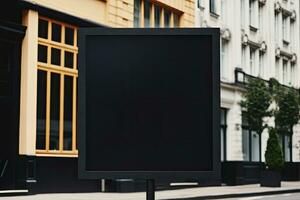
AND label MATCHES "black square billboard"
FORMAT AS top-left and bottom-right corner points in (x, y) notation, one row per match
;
(78, 28), (220, 180)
